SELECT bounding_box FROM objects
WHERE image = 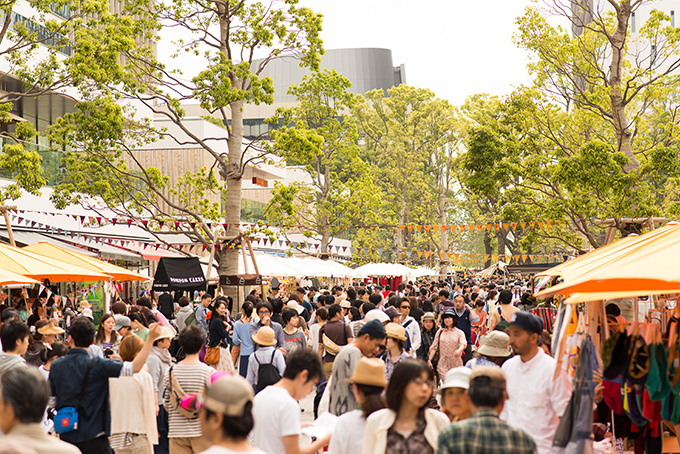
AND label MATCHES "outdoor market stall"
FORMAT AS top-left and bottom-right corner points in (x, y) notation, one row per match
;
(533, 221), (680, 453)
